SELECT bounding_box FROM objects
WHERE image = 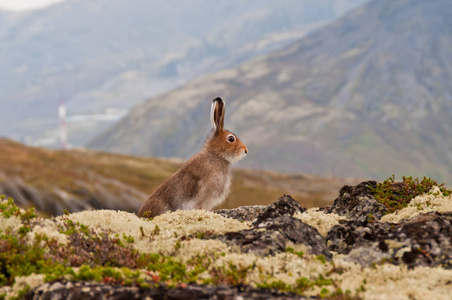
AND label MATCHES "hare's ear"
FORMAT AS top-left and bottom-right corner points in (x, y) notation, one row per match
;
(210, 97), (225, 132)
